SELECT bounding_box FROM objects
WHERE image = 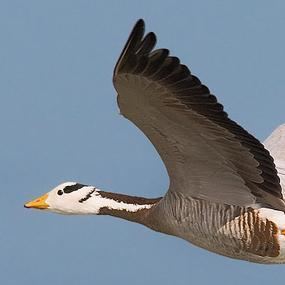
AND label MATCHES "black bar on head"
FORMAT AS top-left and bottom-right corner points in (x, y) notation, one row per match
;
(63, 183), (86, 194)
